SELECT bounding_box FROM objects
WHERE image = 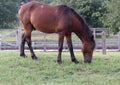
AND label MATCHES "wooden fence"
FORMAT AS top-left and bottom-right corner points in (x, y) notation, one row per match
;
(0, 28), (120, 54)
